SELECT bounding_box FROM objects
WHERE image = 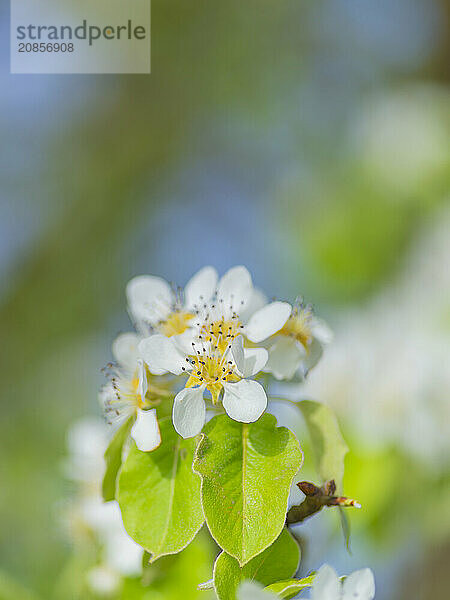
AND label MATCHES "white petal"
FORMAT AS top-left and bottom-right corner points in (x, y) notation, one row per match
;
(126, 275), (173, 325)
(217, 266), (253, 312)
(184, 266), (218, 310)
(137, 359), (148, 400)
(239, 287), (268, 323)
(303, 337), (324, 372)
(243, 348), (268, 376)
(342, 569), (375, 600)
(231, 336), (267, 377)
(112, 332), (140, 371)
(131, 409), (161, 452)
(311, 565), (341, 600)
(105, 530), (143, 576)
(238, 581), (278, 600)
(139, 334), (189, 375)
(231, 335), (246, 372)
(65, 418), (109, 483)
(172, 386), (206, 438)
(172, 328), (198, 355)
(311, 317), (333, 344)
(245, 302), (292, 343)
(264, 337), (304, 380)
(87, 566), (120, 596)
(222, 379), (267, 423)
(81, 497), (120, 532)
